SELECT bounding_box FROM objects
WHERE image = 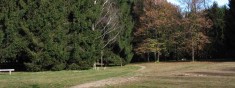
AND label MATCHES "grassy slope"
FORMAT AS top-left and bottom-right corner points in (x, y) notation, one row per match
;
(109, 62), (235, 88)
(0, 65), (139, 88)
